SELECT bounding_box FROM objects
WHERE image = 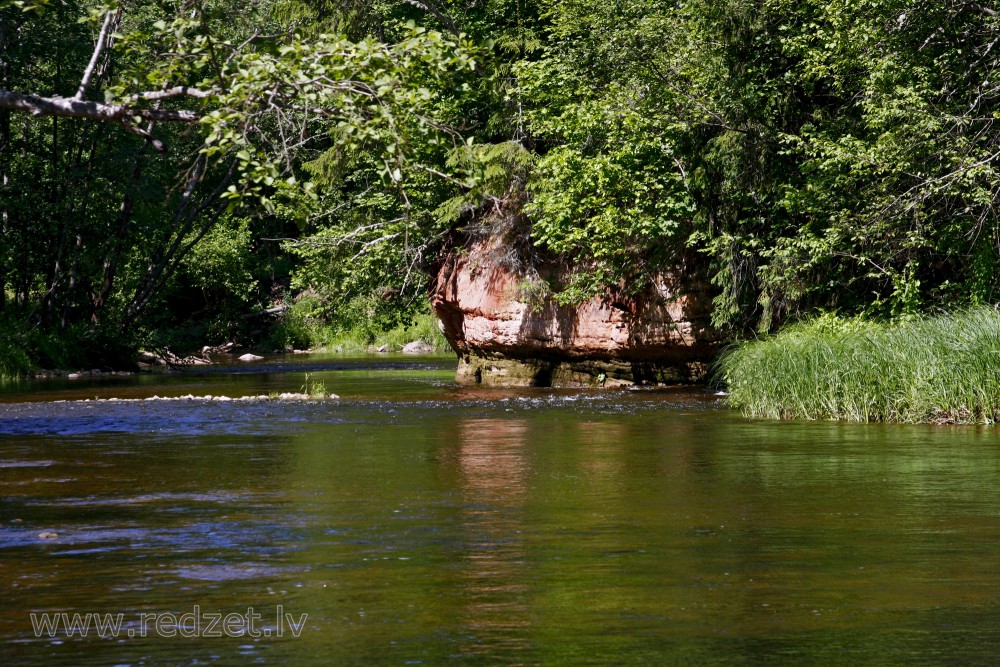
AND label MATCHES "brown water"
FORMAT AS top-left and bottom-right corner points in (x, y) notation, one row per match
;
(2, 355), (1000, 665)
